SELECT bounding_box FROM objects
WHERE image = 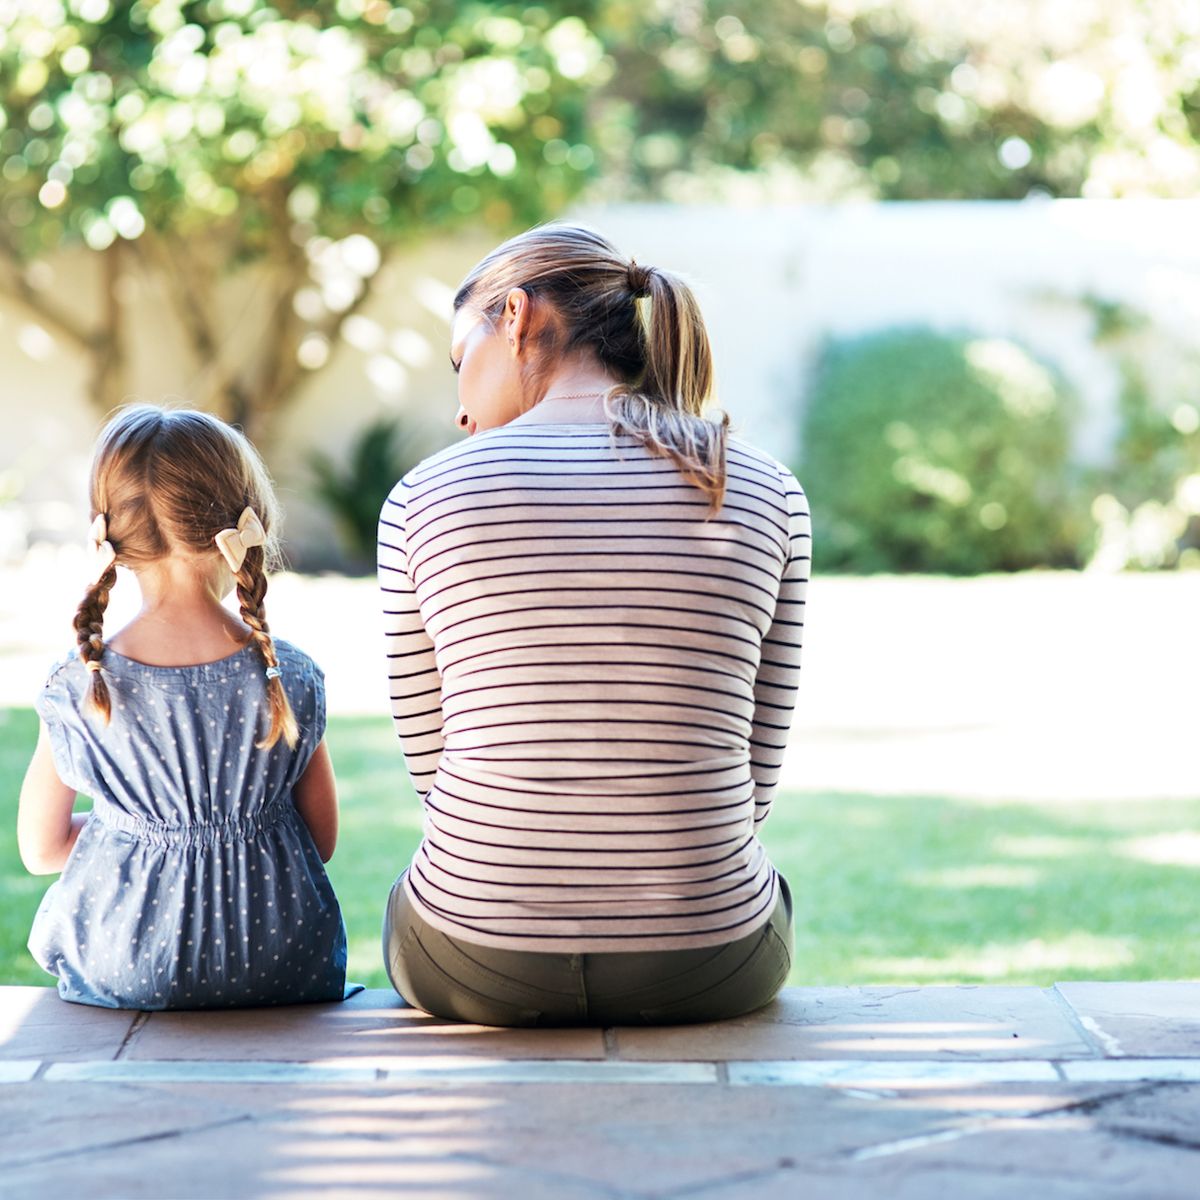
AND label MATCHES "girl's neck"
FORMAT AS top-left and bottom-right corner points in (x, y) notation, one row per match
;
(106, 555), (252, 668)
